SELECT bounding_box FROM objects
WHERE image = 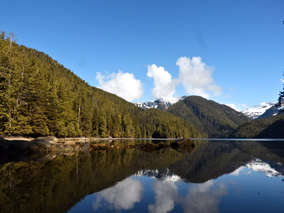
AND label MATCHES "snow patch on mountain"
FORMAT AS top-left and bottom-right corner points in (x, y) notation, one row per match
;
(242, 102), (276, 119)
(134, 96), (188, 110)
